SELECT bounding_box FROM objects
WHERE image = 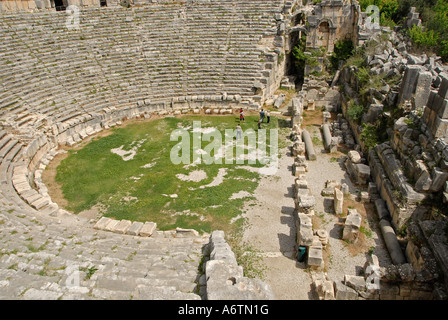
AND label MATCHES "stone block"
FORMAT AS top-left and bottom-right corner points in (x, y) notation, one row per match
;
(415, 168), (432, 192)
(342, 209), (361, 243)
(94, 217), (112, 230)
(297, 195), (316, 209)
(307, 100), (315, 112)
(176, 227), (199, 237)
(112, 219), (132, 234)
(362, 103), (384, 123)
(347, 150), (362, 164)
(398, 66), (421, 103)
(104, 219), (120, 232)
(139, 222), (157, 237)
(295, 178), (308, 190)
(334, 281), (358, 300)
(293, 164), (307, 177)
(432, 116), (448, 138)
(321, 187), (335, 197)
(308, 246), (323, 267)
(429, 167), (448, 192)
(293, 142), (306, 156)
(334, 188), (343, 214)
(344, 275), (366, 292)
(438, 72), (448, 99)
(341, 183), (350, 195)
(312, 273), (335, 300)
(127, 221), (144, 236)
(414, 71), (432, 109)
(356, 164), (371, 185)
(436, 98), (448, 119)
(298, 212), (313, 229)
(298, 227), (314, 247)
